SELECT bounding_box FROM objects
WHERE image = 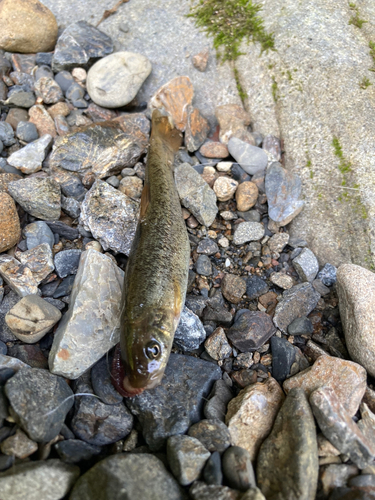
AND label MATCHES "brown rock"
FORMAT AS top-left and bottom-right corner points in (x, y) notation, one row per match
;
(204, 327), (232, 361)
(200, 141), (229, 159)
(258, 291), (278, 309)
(184, 106), (210, 152)
(54, 115), (70, 136)
(34, 77), (63, 105)
(283, 354), (366, 416)
(29, 104), (56, 137)
(225, 378), (285, 460)
(221, 274), (246, 304)
(0, 173), (22, 194)
(0, 0), (58, 53)
(227, 310), (276, 353)
(201, 166), (216, 187)
(231, 369), (257, 389)
(5, 108), (28, 130)
(192, 49), (209, 72)
(215, 104), (251, 145)
(85, 103), (117, 123)
(119, 176), (143, 199)
(47, 102), (71, 119)
(236, 182), (258, 212)
(150, 76), (194, 131)
(213, 176), (238, 202)
(317, 434), (340, 457)
(0, 428), (38, 459)
(0, 192), (21, 252)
